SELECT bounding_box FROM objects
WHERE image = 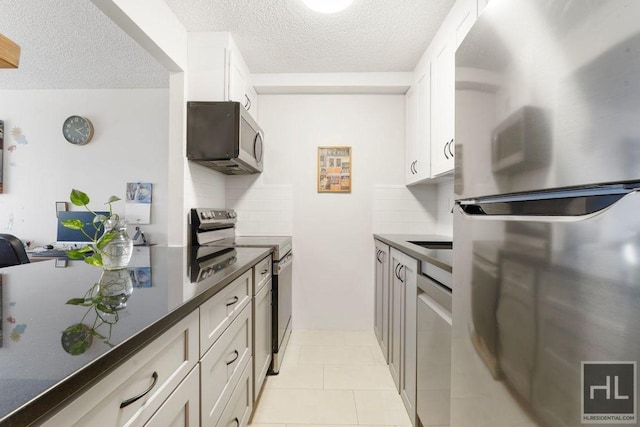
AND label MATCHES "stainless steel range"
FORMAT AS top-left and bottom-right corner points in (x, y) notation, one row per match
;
(190, 208), (293, 374)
